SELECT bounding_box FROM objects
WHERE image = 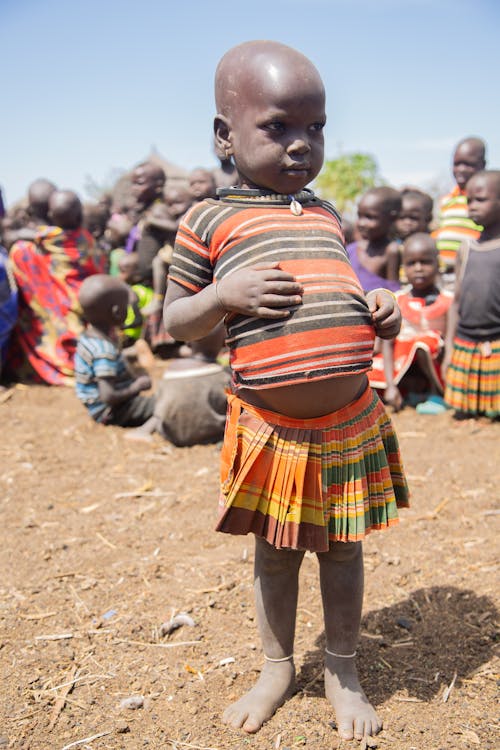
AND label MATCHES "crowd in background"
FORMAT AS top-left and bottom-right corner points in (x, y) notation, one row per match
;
(0, 134), (498, 441)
